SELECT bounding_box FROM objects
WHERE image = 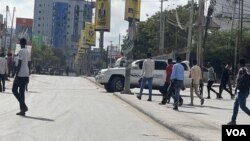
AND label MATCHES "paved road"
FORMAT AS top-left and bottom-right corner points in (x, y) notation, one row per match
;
(0, 75), (186, 141)
(86, 76), (250, 141)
